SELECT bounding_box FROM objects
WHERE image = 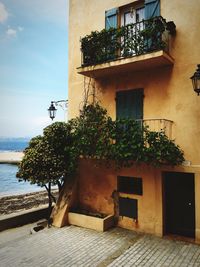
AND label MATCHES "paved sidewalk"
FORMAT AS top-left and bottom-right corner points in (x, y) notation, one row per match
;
(0, 224), (200, 266)
(109, 235), (200, 267)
